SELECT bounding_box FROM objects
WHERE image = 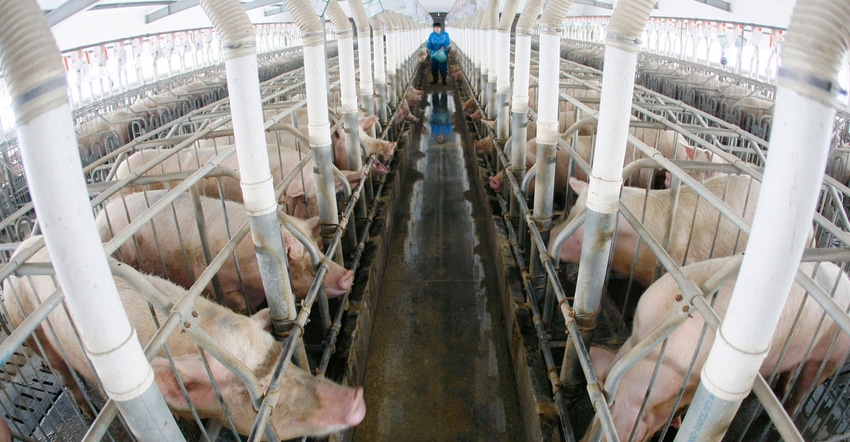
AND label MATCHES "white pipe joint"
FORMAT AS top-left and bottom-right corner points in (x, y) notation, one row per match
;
(701, 328), (769, 400)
